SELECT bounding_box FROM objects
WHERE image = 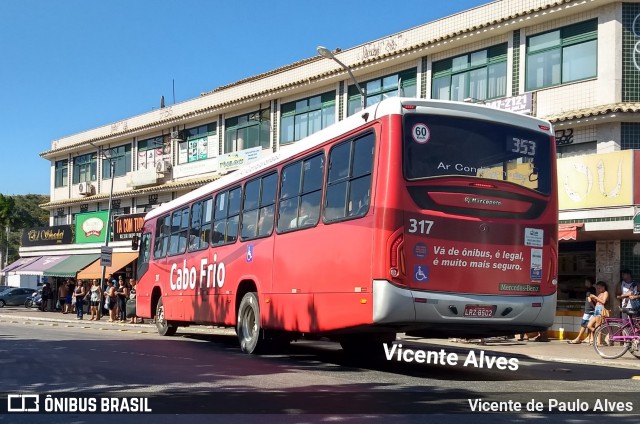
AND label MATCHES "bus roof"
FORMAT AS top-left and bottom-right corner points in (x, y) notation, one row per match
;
(144, 97), (552, 221)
